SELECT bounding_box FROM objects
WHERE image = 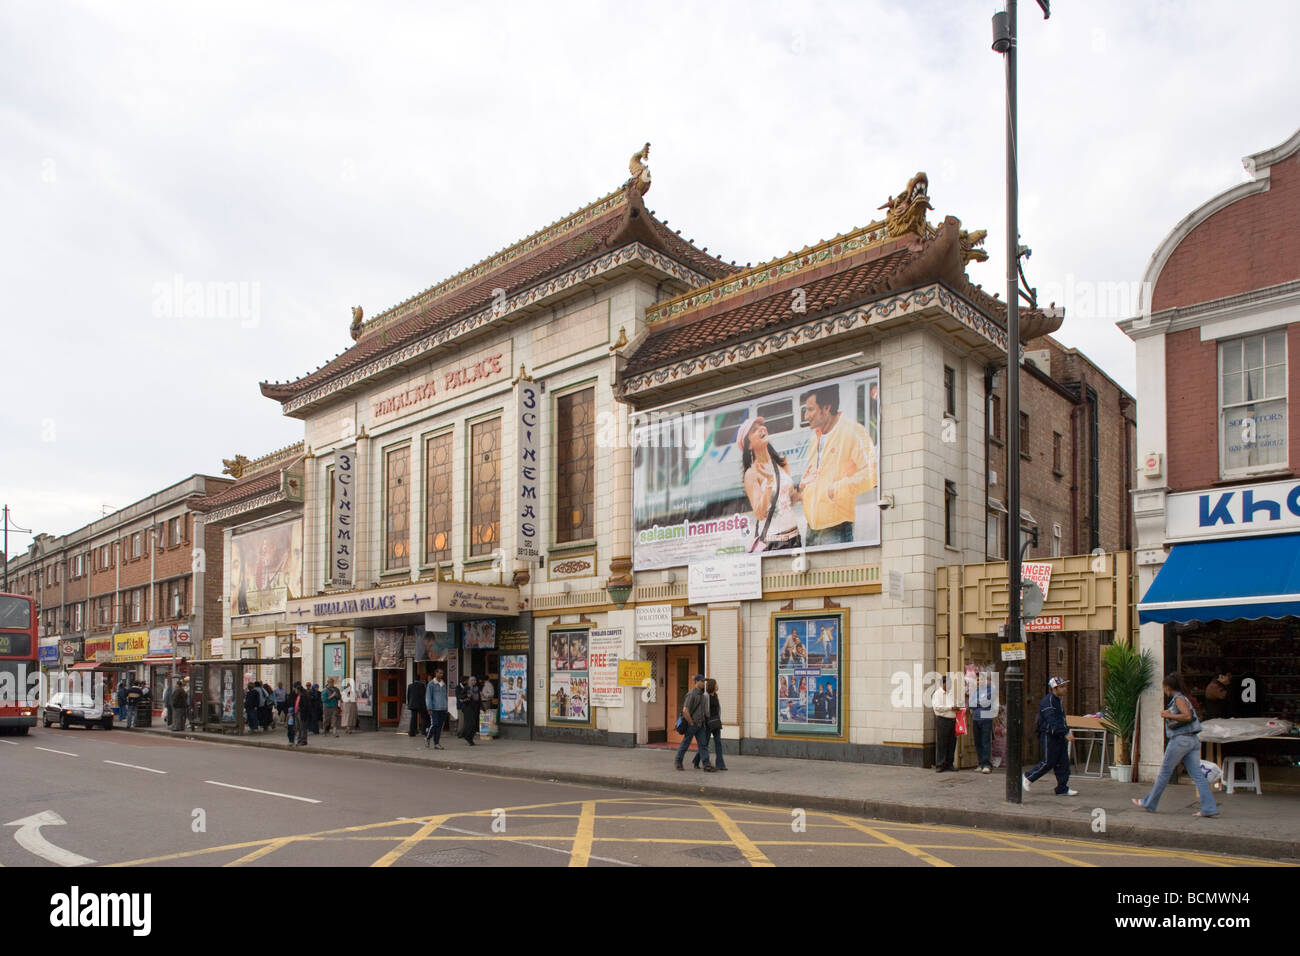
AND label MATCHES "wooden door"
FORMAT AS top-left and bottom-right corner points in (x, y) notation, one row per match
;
(377, 670), (402, 727)
(667, 646), (695, 745)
